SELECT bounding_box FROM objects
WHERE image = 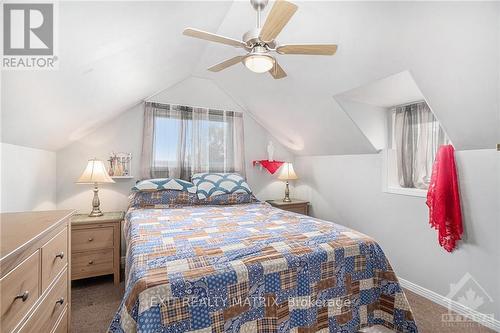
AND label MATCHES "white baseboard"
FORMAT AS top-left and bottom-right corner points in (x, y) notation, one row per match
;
(399, 277), (500, 332)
